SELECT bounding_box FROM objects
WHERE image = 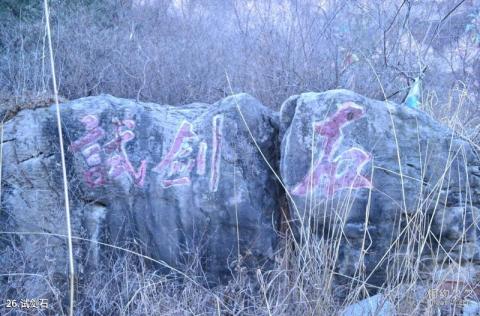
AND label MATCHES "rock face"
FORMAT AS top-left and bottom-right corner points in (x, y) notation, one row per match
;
(1, 93), (280, 296)
(3, 89), (480, 303)
(340, 294), (396, 316)
(280, 90), (480, 289)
